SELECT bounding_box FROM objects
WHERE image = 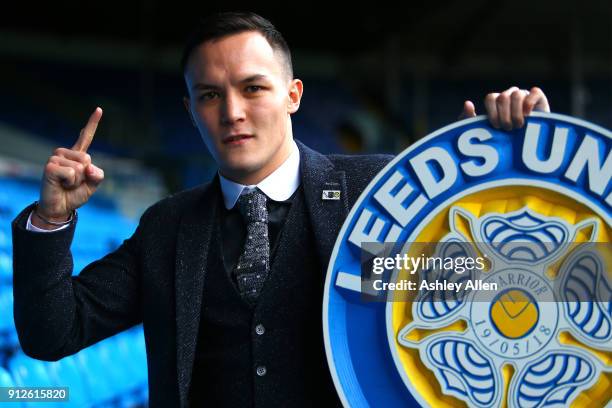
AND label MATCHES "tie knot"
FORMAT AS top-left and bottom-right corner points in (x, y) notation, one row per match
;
(237, 189), (268, 224)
